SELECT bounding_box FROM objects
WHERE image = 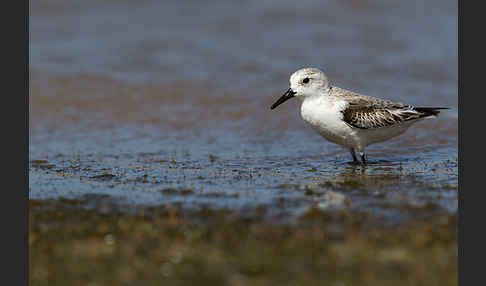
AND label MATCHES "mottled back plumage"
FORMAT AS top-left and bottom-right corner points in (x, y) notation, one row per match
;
(330, 86), (448, 129)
